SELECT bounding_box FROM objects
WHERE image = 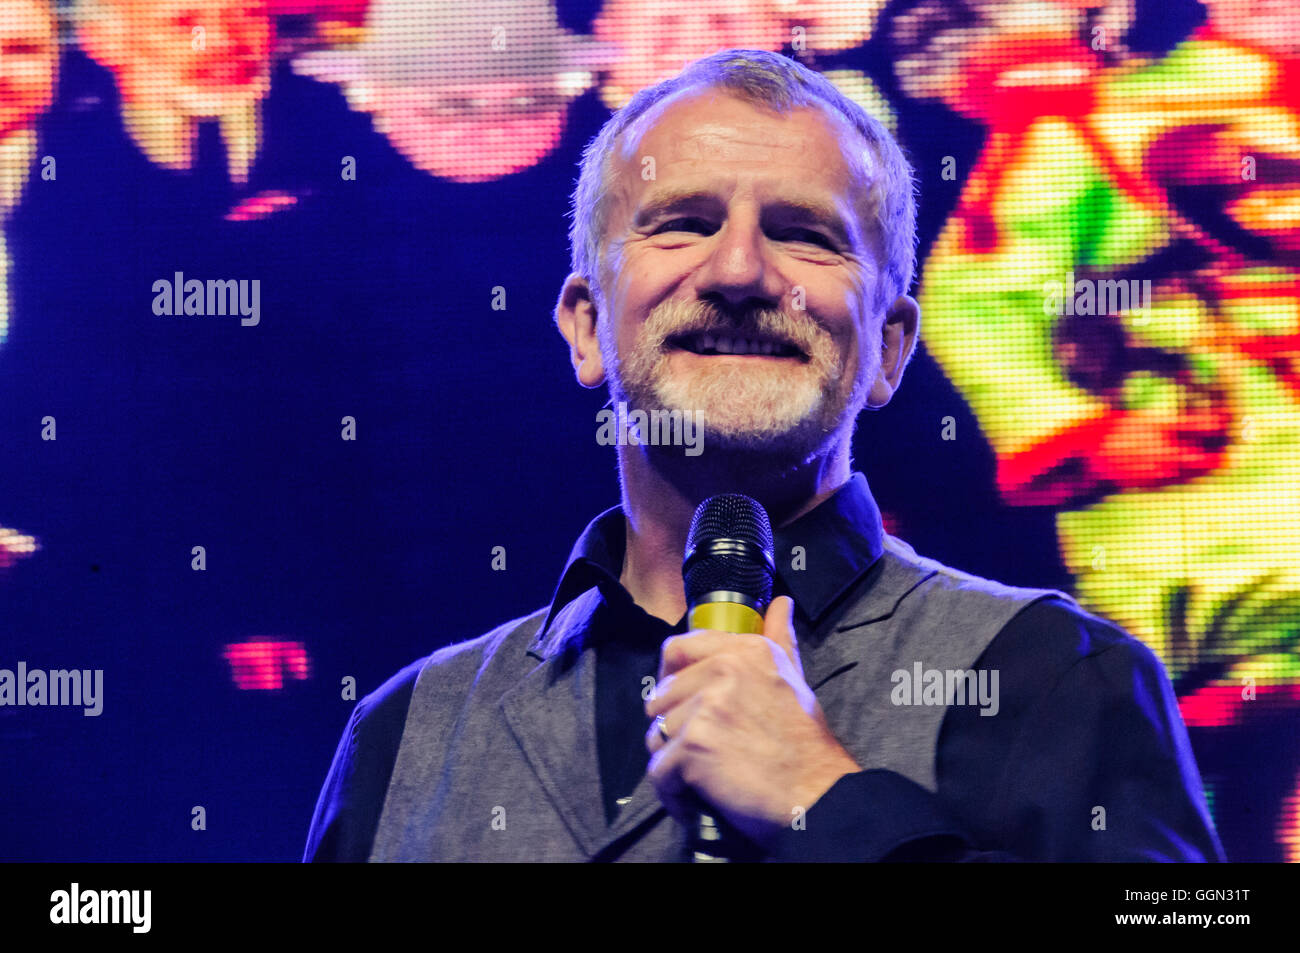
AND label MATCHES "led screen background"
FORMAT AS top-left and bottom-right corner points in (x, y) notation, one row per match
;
(1, 0), (1296, 861)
